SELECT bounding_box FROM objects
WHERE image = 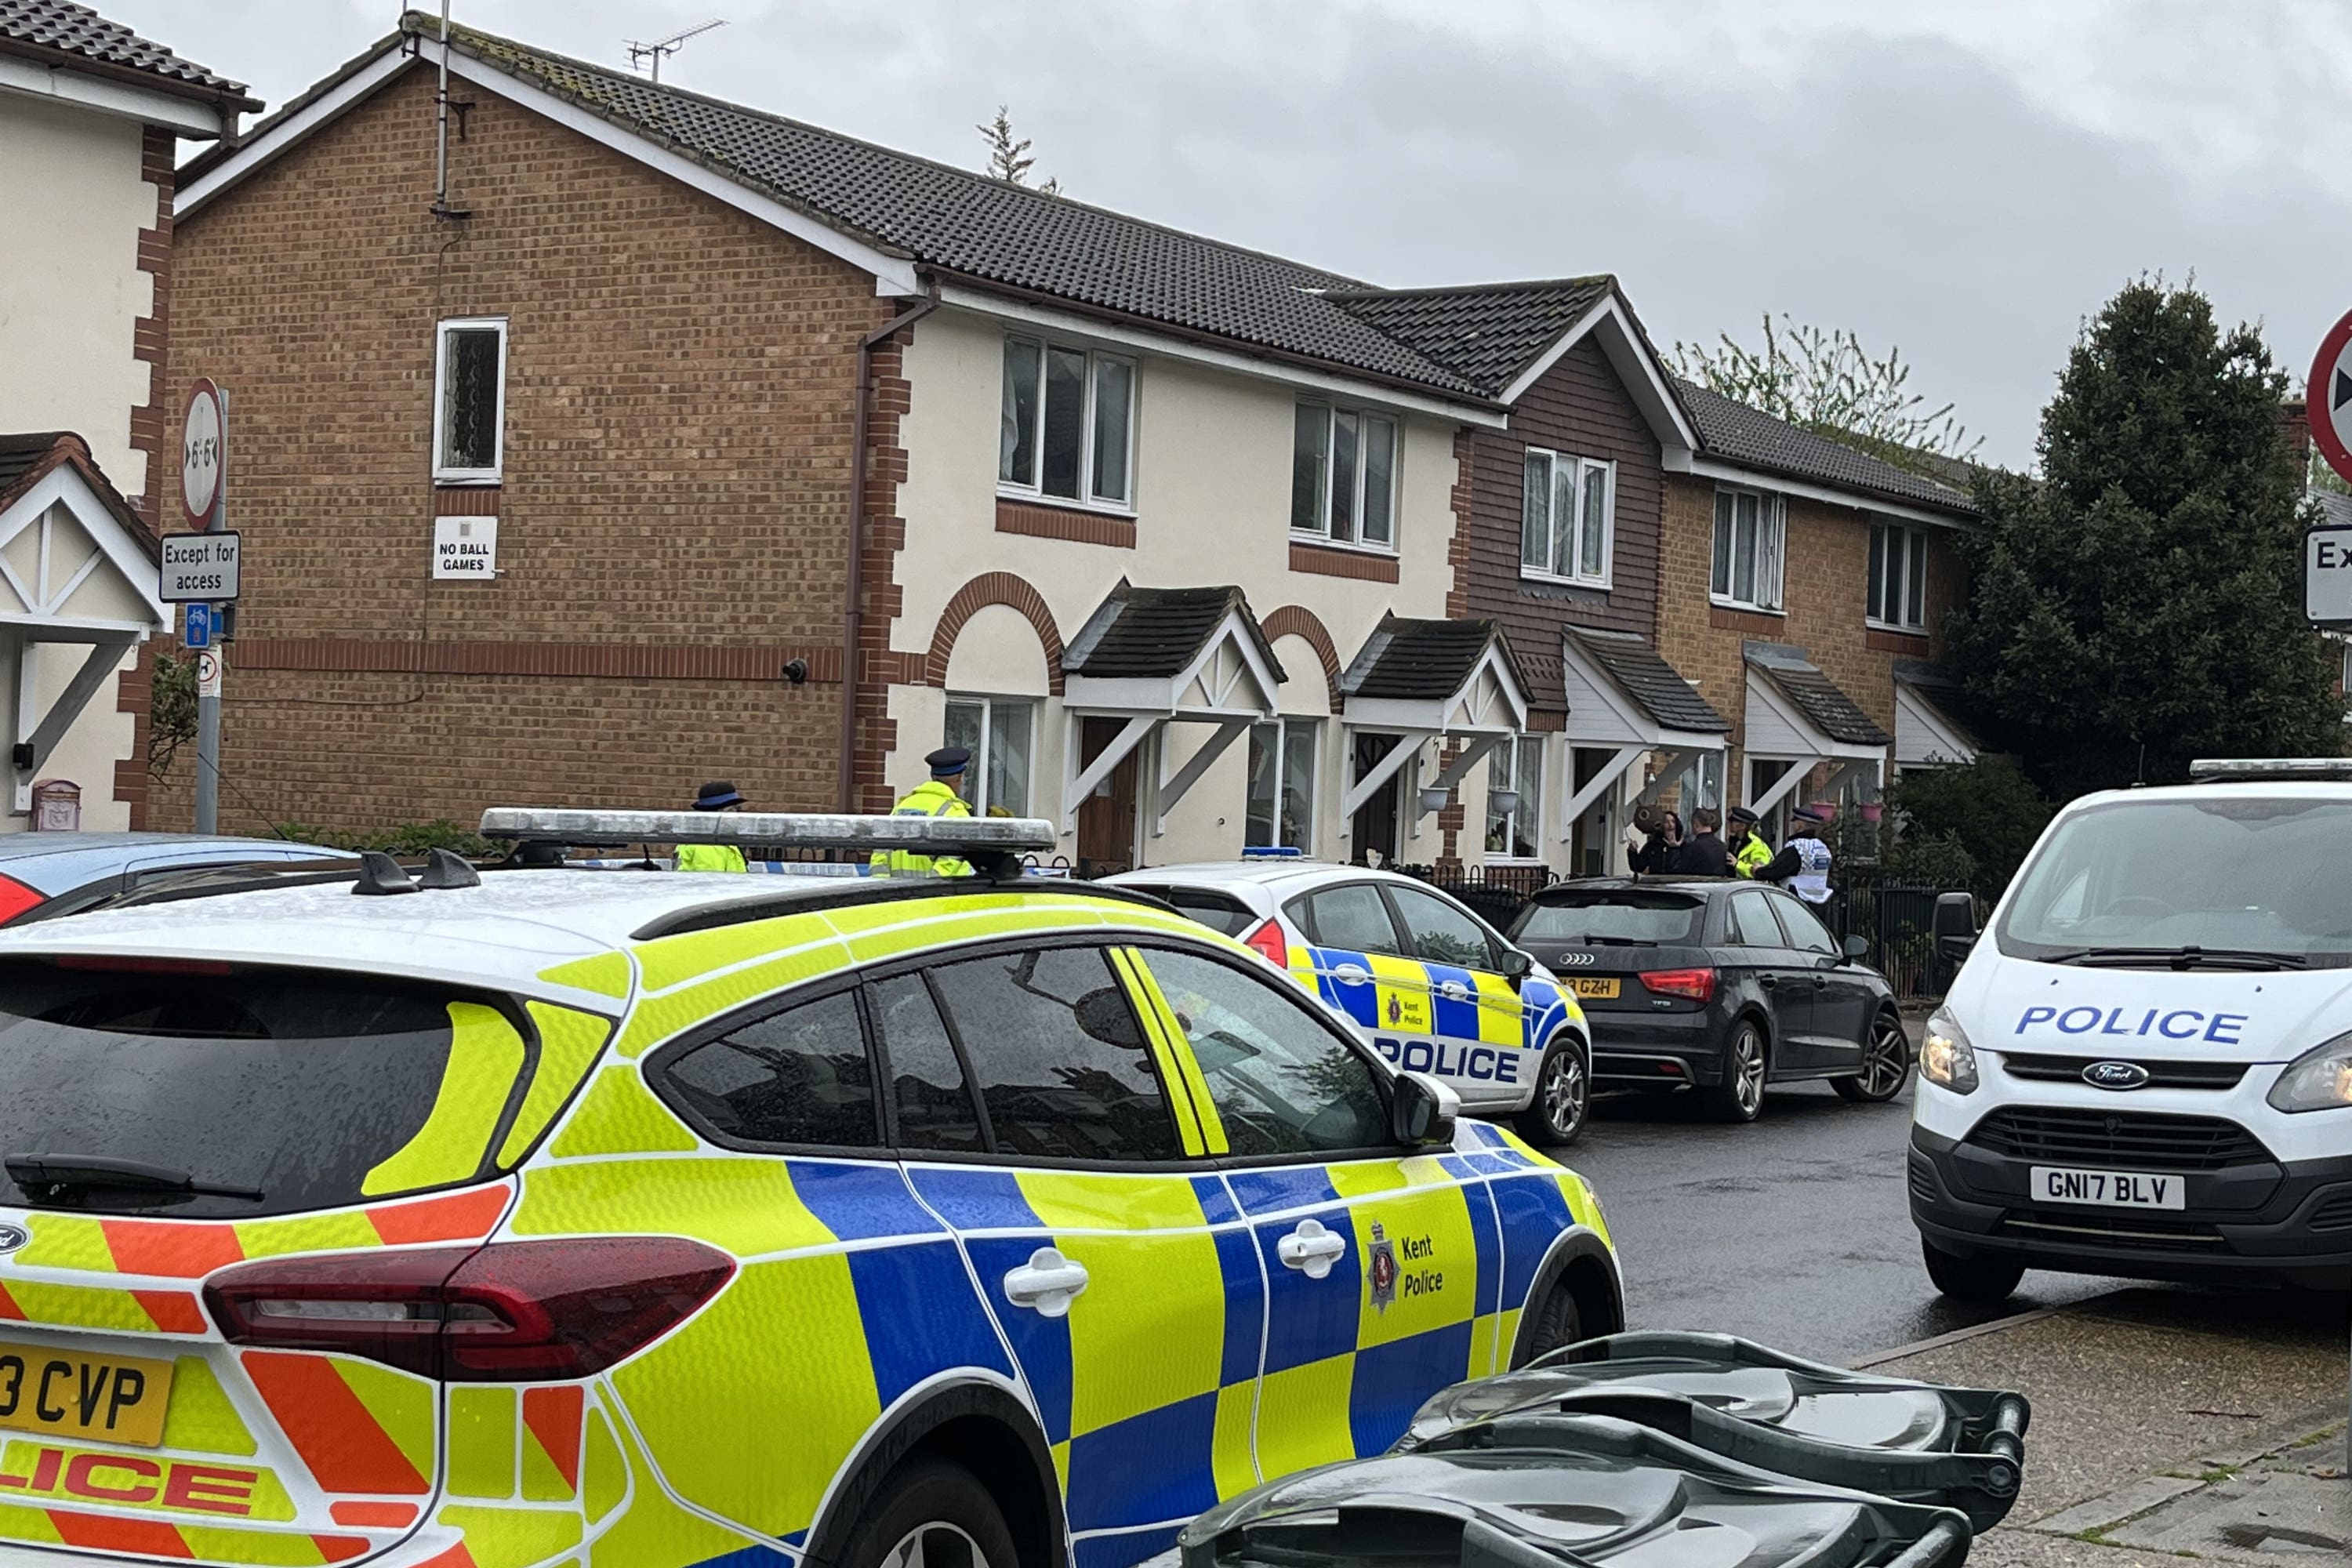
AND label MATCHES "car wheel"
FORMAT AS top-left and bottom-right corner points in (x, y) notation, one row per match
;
(840, 1457), (1020, 1568)
(1514, 1280), (1584, 1367)
(1922, 1237), (2026, 1304)
(1833, 1013), (1914, 1103)
(1512, 1034), (1591, 1147)
(1701, 1018), (1768, 1123)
